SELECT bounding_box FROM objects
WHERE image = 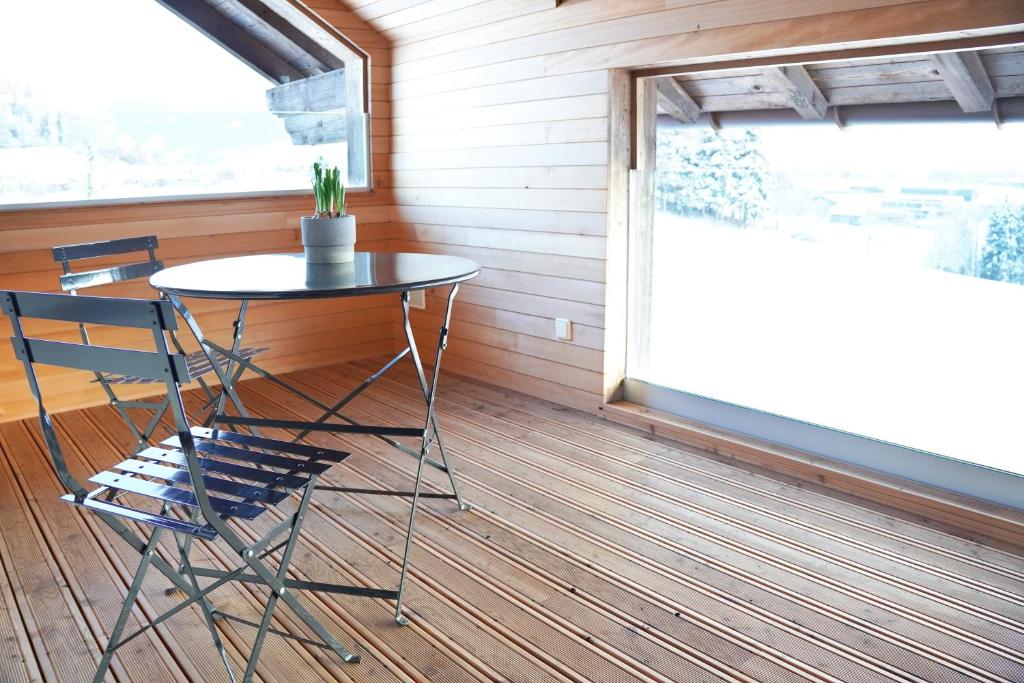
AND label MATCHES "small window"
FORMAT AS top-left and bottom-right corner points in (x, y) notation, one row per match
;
(0, 0), (370, 207)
